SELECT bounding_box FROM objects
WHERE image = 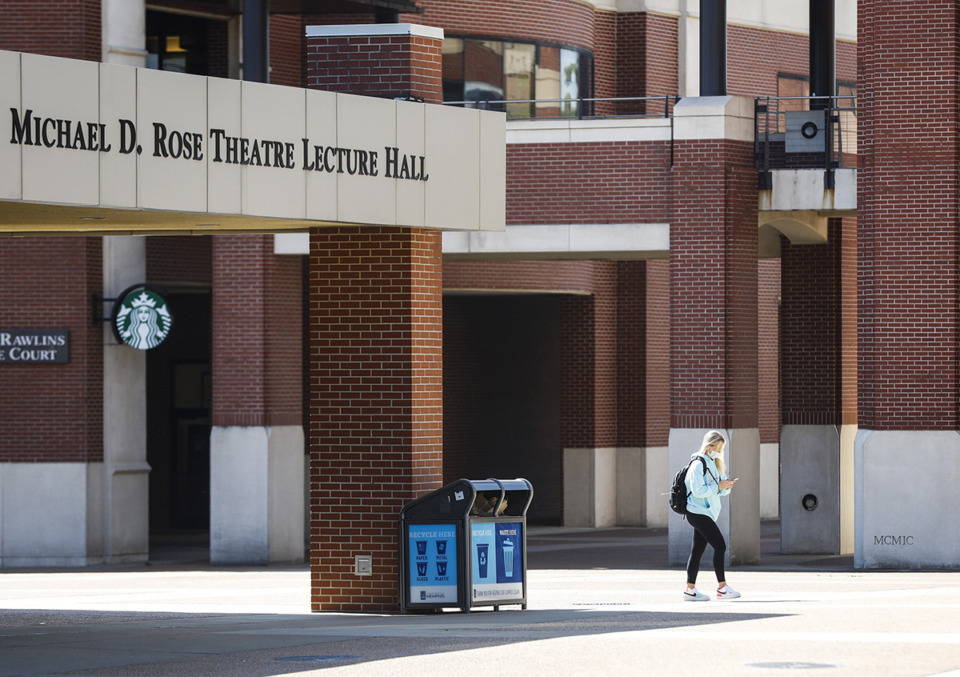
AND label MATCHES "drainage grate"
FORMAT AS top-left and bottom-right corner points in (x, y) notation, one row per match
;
(271, 656), (363, 663)
(748, 662), (839, 670)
